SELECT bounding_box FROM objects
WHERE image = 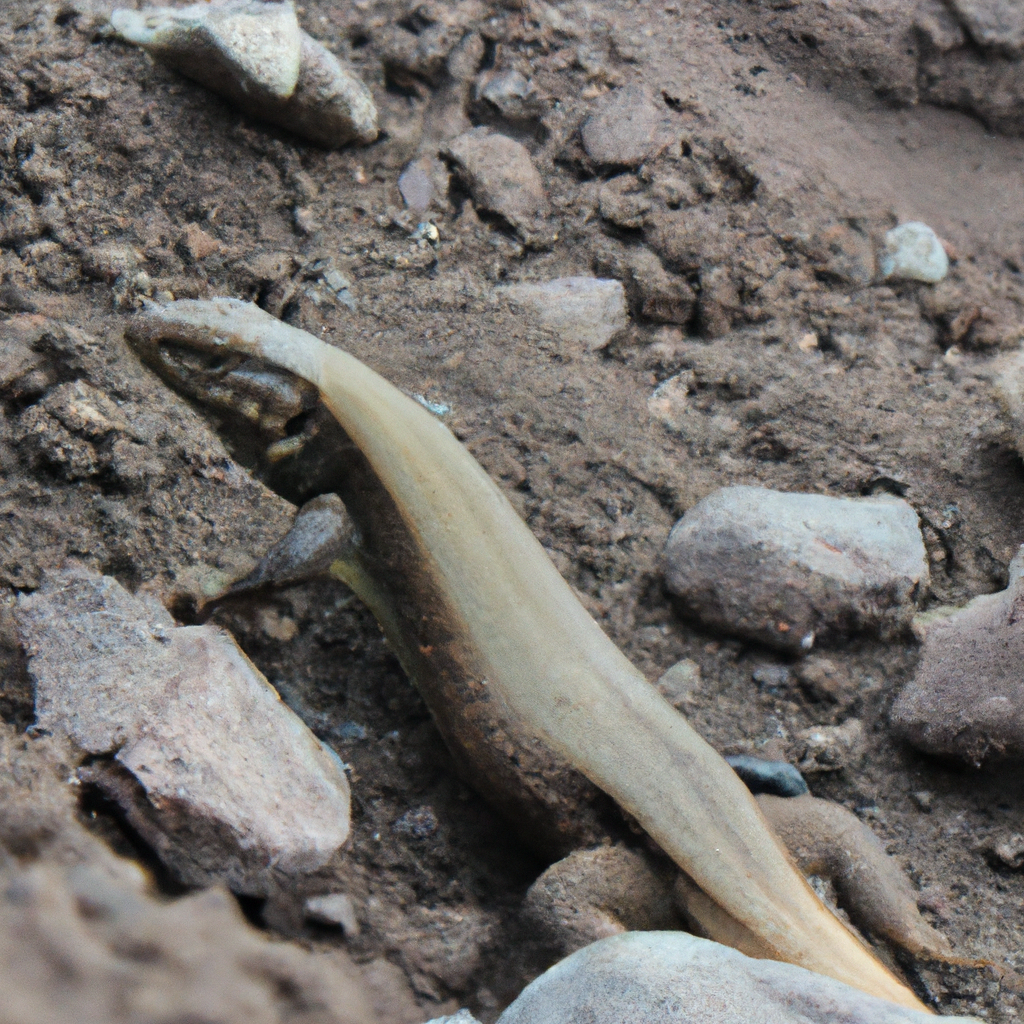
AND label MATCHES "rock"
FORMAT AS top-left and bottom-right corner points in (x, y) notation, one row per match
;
(425, 1013), (482, 1024)
(989, 833), (1024, 869)
(794, 656), (857, 705)
(993, 349), (1024, 459)
(793, 719), (864, 774)
(442, 127), (551, 244)
(15, 567), (351, 894)
(474, 69), (545, 122)
(110, 1), (378, 148)
(305, 892), (360, 934)
(878, 222), (949, 284)
(495, 277), (628, 351)
(654, 658), (702, 708)
(663, 487), (929, 653)
(948, 0), (1024, 55)
(0, 861), (375, 1024)
(495, 932), (951, 1024)
(723, 755), (808, 798)
(890, 545), (1024, 764)
(522, 846), (680, 960)
(581, 84), (671, 168)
